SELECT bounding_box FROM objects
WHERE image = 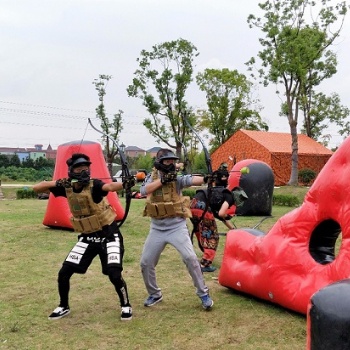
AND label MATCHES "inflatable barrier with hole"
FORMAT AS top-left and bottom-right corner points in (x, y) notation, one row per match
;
(218, 137), (348, 315)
